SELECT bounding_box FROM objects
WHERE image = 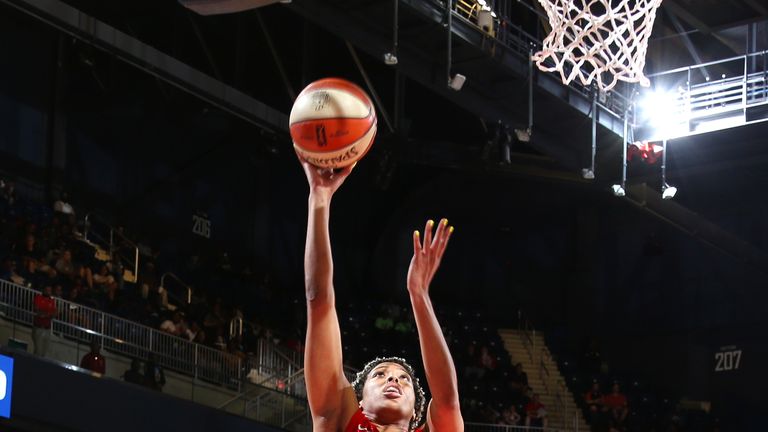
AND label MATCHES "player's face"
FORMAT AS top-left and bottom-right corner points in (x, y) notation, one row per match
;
(361, 362), (416, 422)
